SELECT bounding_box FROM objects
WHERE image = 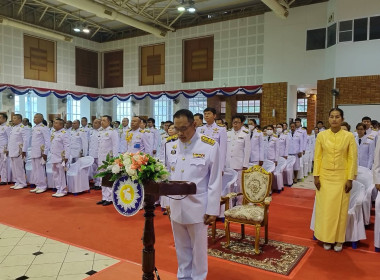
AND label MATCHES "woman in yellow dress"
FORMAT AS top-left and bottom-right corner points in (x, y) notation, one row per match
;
(313, 108), (357, 252)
